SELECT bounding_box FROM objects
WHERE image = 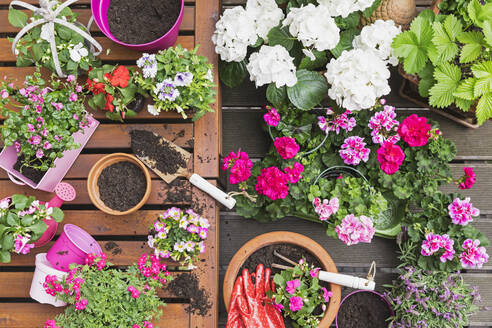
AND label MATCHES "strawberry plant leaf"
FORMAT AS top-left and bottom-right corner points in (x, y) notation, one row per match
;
(471, 61), (492, 97)
(432, 21), (459, 64)
(460, 43), (482, 63)
(443, 15), (462, 41)
(483, 20), (492, 48)
(455, 98), (474, 112)
(418, 63), (436, 98)
(429, 63), (461, 108)
(453, 78), (476, 100)
(476, 92), (492, 125)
